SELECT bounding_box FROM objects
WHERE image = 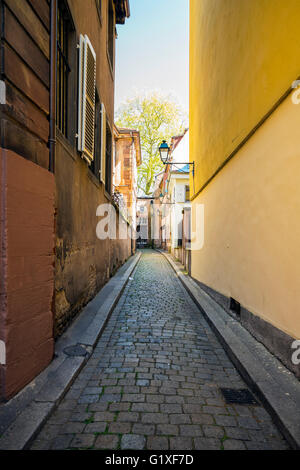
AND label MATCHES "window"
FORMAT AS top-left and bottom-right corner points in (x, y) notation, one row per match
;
(185, 185), (190, 202)
(107, 0), (115, 70)
(77, 34), (96, 163)
(90, 90), (101, 177)
(105, 120), (112, 194)
(57, 1), (71, 137)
